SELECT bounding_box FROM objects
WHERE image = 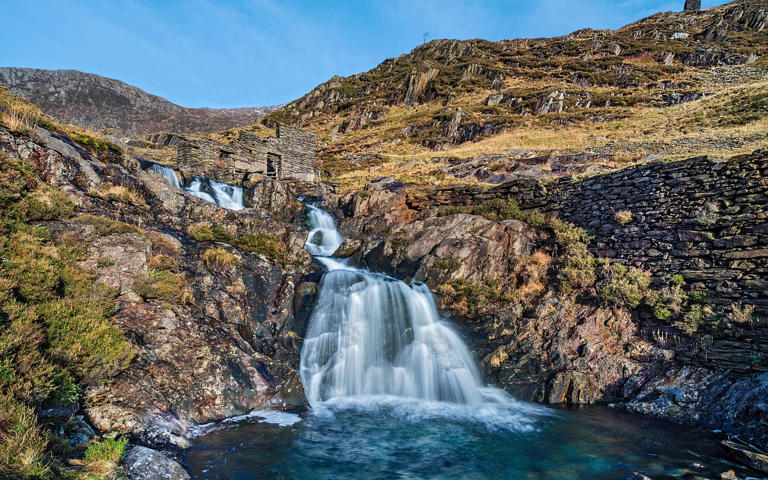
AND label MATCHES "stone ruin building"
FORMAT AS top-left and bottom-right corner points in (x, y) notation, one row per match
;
(149, 124), (318, 185)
